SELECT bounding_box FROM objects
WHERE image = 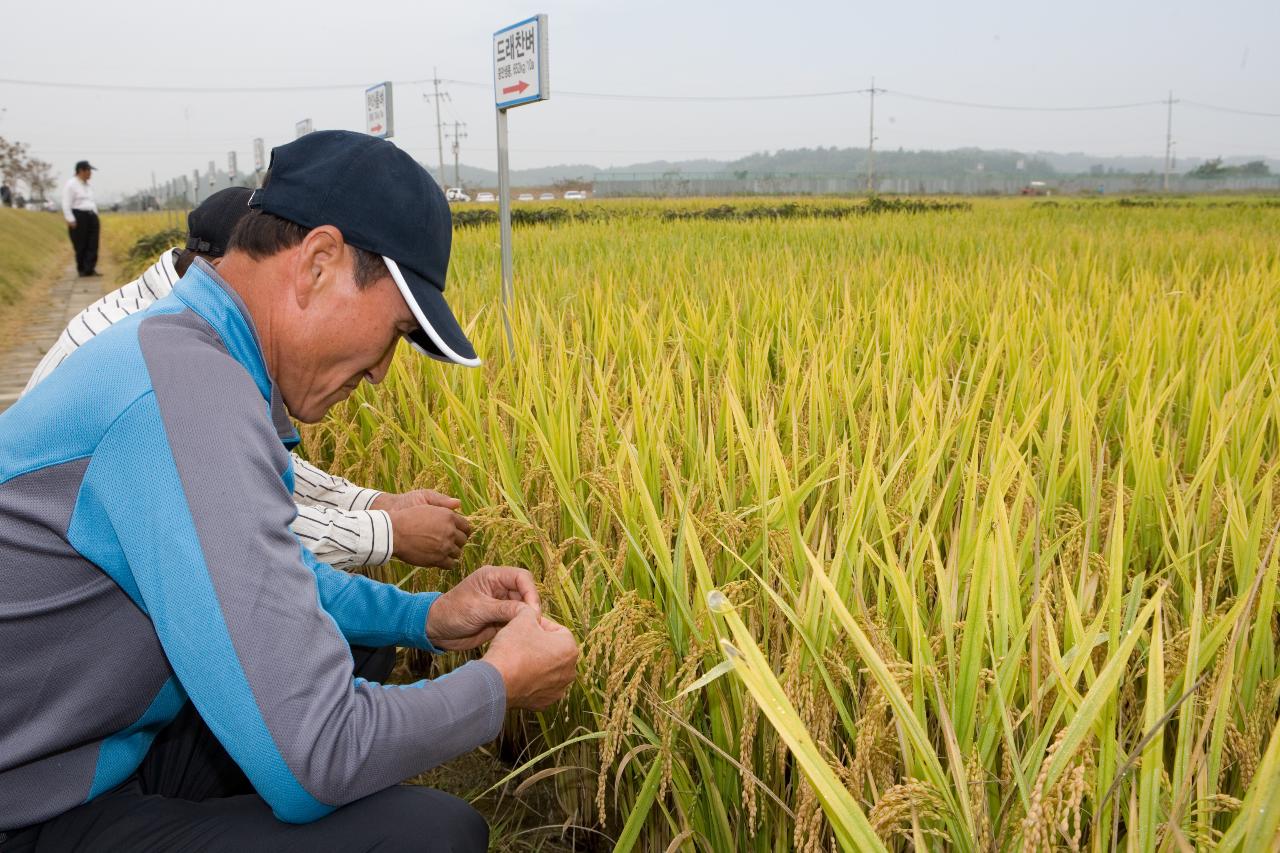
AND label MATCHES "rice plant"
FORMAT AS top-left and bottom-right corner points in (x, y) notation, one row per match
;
(298, 196), (1280, 851)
